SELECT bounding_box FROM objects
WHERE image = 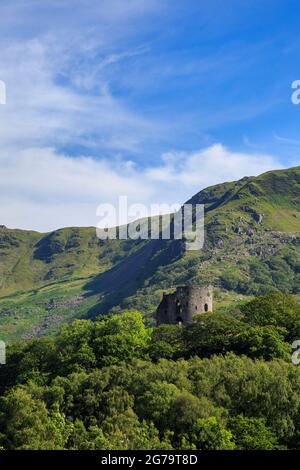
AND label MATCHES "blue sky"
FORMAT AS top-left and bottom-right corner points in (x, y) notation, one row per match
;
(0, 0), (299, 230)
